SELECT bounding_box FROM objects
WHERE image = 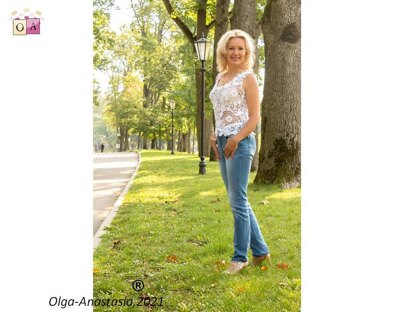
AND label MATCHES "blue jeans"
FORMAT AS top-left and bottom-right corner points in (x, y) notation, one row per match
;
(217, 134), (269, 262)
